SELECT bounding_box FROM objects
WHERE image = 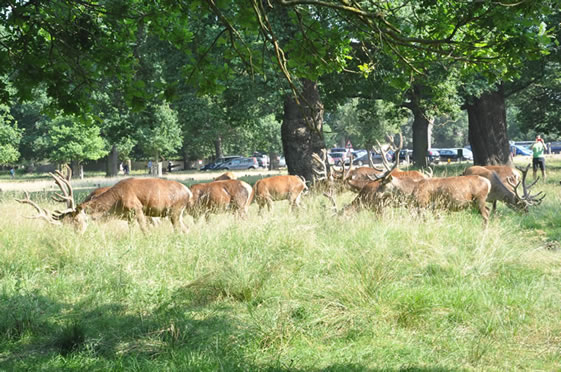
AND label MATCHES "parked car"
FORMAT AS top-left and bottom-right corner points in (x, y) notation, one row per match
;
(330, 148), (347, 154)
(216, 157), (259, 170)
(253, 152), (269, 168)
(549, 142), (561, 154)
(427, 149), (440, 164)
(330, 152), (346, 166)
(352, 149), (367, 159)
(392, 149), (413, 162)
(511, 144), (532, 156)
(200, 155), (242, 171)
(439, 148), (473, 162)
